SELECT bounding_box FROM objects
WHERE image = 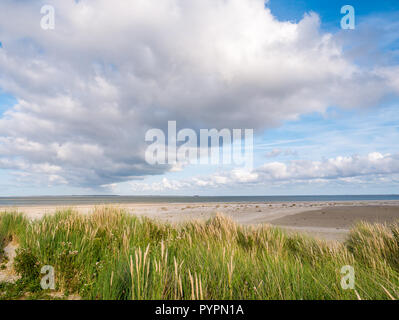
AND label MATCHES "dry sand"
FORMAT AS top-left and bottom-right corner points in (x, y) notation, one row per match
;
(2, 200), (399, 241)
